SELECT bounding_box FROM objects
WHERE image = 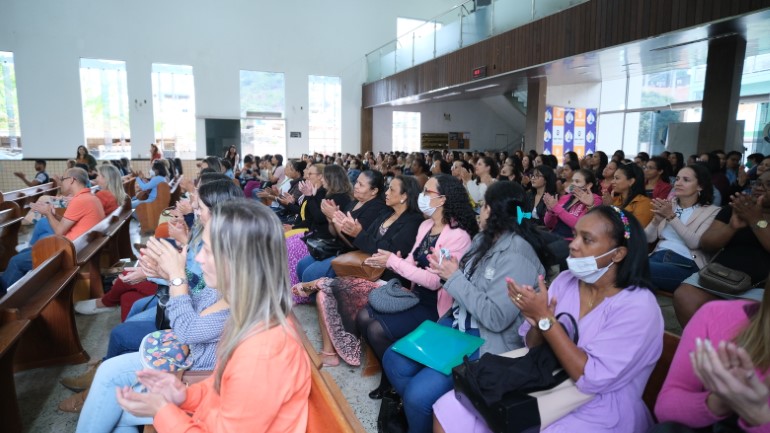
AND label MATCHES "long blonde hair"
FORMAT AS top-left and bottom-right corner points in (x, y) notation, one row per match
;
(97, 164), (127, 206)
(736, 278), (770, 369)
(210, 200), (292, 392)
